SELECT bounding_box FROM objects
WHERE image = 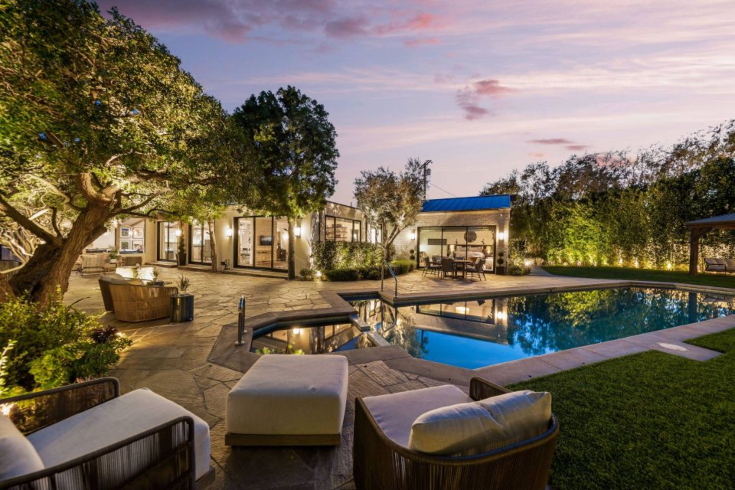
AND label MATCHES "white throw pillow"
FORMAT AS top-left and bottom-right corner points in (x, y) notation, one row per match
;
(0, 414), (44, 481)
(408, 390), (551, 456)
